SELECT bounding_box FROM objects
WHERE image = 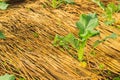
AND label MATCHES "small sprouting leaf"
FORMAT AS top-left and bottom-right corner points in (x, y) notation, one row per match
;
(0, 1), (9, 10)
(92, 0), (105, 10)
(0, 74), (15, 80)
(117, 4), (120, 12)
(104, 19), (115, 25)
(93, 33), (118, 48)
(103, 3), (120, 25)
(105, 3), (118, 20)
(33, 32), (39, 38)
(0, 31), (5, 39)
(105, 33), (118, 39)
(106, 2), (118, 14)
(99, 63), (105, 69)
(53, 34), (63, 46)
(64, 0), (75, 4)
(51, 0), (63, 8)
(93, 40), (101, 48)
